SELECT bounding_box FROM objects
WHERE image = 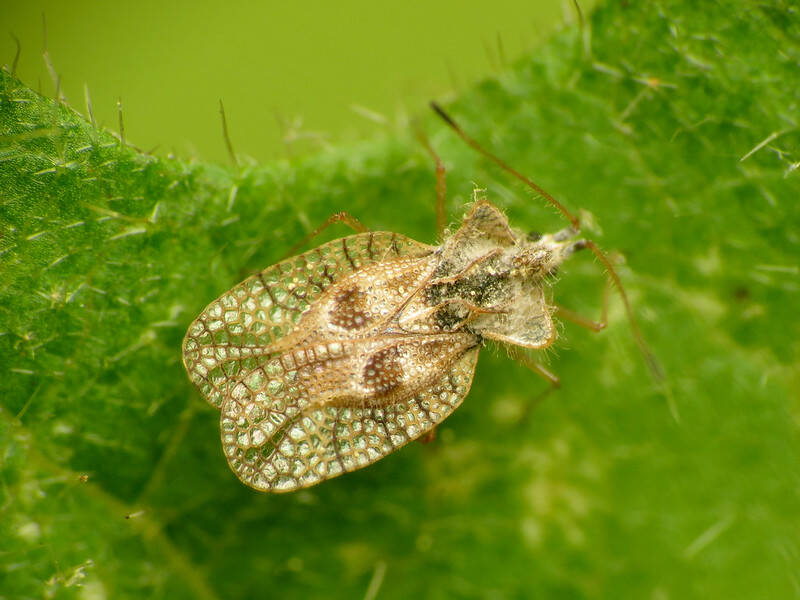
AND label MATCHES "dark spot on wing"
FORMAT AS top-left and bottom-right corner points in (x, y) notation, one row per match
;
(362, 346), (404, 396)
(329, 287), (372, 330)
